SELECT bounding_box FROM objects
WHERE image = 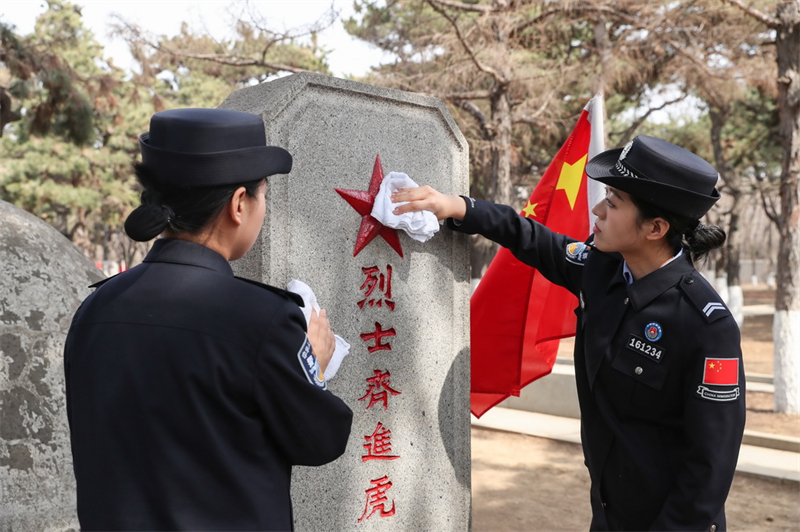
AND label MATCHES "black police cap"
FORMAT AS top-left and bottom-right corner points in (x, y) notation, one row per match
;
(585, 135), (720, 219)
(139, 108), (292, 186)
